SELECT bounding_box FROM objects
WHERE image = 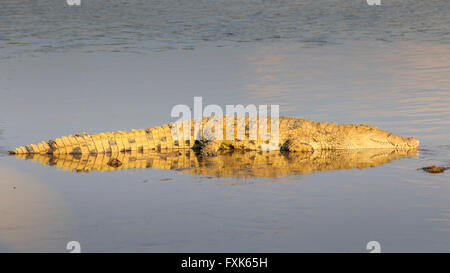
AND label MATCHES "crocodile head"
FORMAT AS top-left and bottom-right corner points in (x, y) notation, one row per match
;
(365, 130), (420, 149)
(335, 123), (419, 149)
